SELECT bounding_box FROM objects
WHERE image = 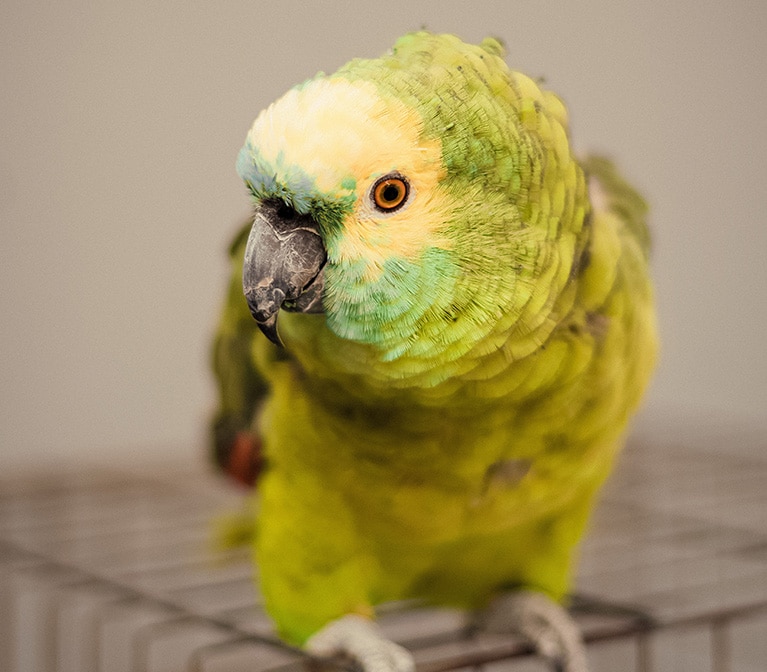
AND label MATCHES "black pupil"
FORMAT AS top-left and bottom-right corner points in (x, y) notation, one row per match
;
(382, 183), (401, 203)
